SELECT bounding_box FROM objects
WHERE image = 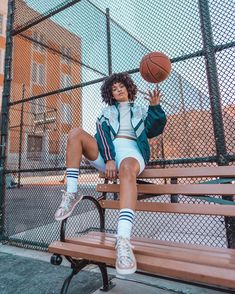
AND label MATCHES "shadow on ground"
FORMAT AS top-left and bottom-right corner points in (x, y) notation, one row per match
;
(0, 252), (107, 294)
